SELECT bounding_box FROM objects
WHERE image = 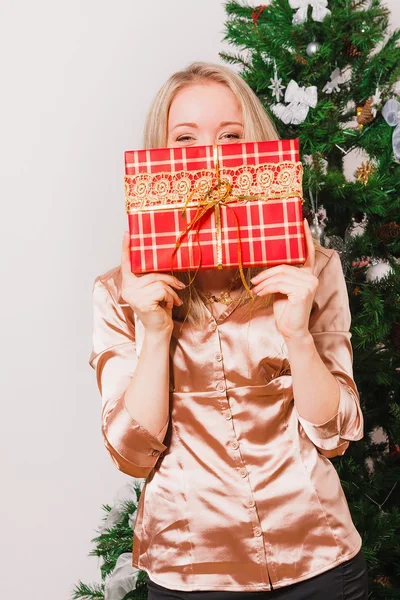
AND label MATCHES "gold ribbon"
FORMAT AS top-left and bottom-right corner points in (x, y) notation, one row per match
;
(170, 144), (303, 299)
